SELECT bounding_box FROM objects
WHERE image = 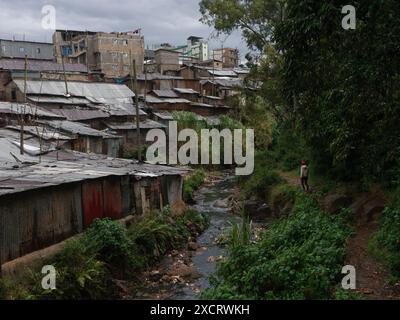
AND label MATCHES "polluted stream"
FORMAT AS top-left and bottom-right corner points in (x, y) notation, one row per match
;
(136, 172), (242, 300)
